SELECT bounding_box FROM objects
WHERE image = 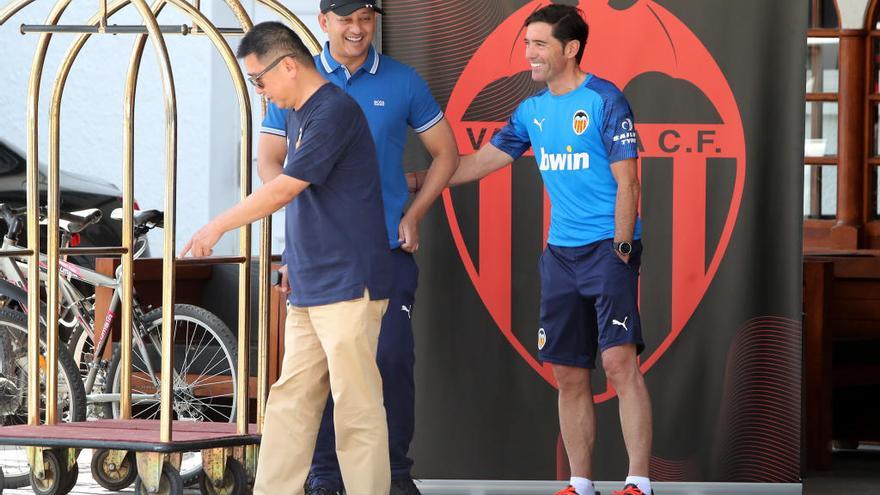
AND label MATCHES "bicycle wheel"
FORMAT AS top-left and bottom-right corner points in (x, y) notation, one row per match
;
(0, 279), (80, 354)
(0, 279), (27, 313)
(106, 304), (237, 485)
(0, 308), (87, 489)
(67, 322), (112, 420)
(0, 280), (105, 420)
